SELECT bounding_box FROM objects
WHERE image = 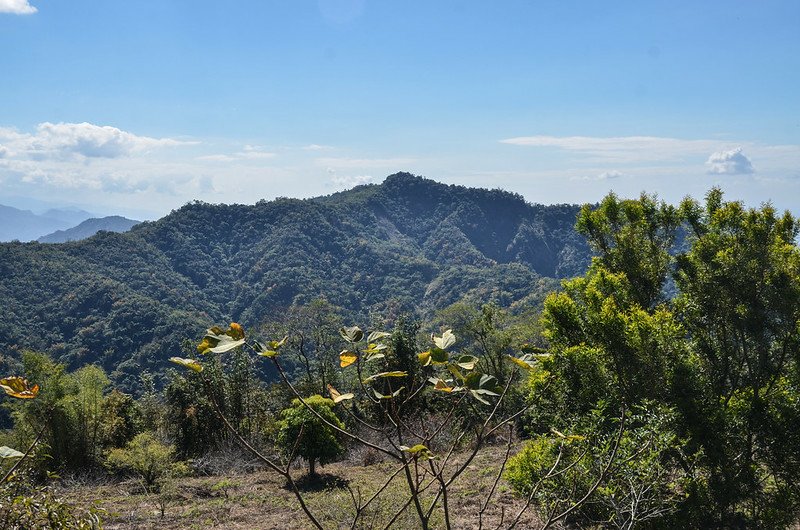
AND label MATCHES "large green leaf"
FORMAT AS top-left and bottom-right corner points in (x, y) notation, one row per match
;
(419, 347), (449, 366)
(0, 446), (24, 459)
(455, 355), (478, 370)
(367, 331), (391, 342)
(340, 326), (364, 343)
(464, 372), (500, 404)
(197, 323), (246, 354)
(433, 329), (456, 350)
